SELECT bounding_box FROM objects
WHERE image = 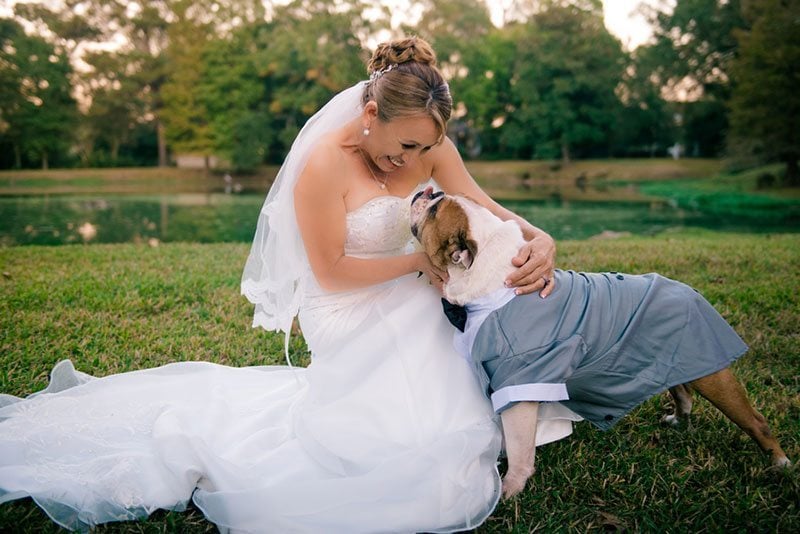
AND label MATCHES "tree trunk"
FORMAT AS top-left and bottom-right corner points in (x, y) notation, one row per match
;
(157, 119), (168, 167)
(560, 139), (571, 164)
(13, 145), (21, 168)
(111, 138), (120, 165)
(42, 151), (48, 170)
(786, 157), (799, 187)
